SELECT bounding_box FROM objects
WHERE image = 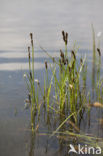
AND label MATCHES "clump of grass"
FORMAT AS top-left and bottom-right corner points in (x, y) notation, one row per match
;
(24, 27), (103, 140)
